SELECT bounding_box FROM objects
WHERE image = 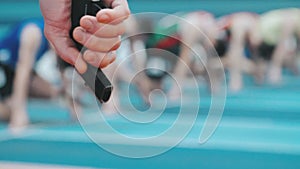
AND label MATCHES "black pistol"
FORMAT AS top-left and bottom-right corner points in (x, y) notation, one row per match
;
(70, 0), (112, 103)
